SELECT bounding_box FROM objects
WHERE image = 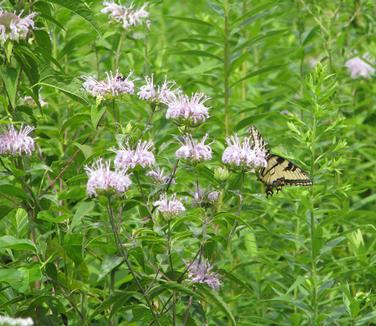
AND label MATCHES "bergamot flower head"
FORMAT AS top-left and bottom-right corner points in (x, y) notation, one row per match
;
(163, 92), (209, 126)
(85, 159), (131, 197)
(114, 140), (155, 170)
(345, 57), (375, 79)
(138, 75), (177, 103)
(175, 134), (212, 162)
(0, 125), (35, 156)
(154, 193), (185, 217)
(222, 134), (267, 170)
(147, 167), (175, 185)
(101, 1), (150, 30)
(187, 260), (221, 290)
(0, 9), (36, 43)
(82, 70), (134, 100)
